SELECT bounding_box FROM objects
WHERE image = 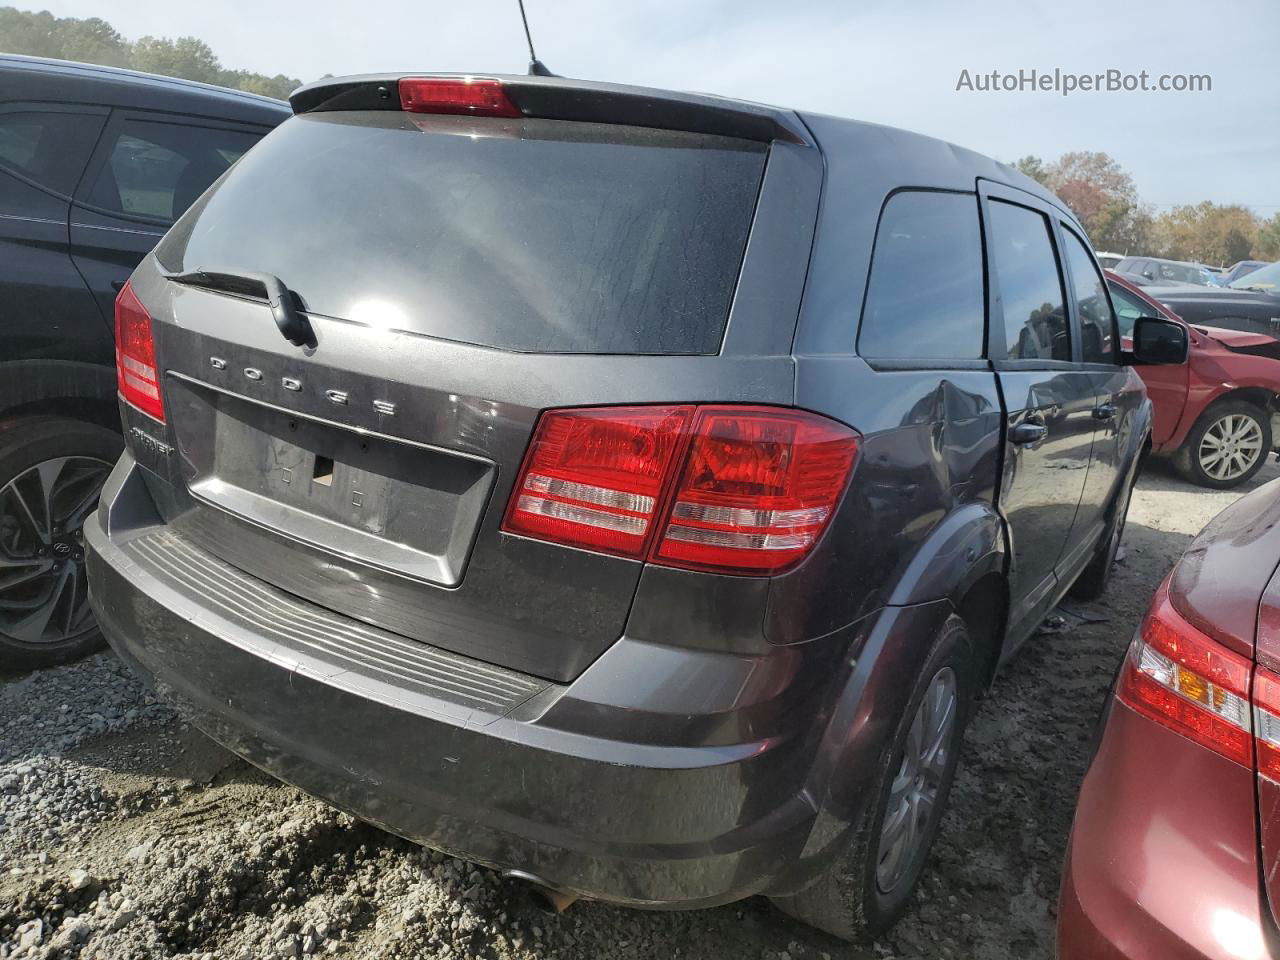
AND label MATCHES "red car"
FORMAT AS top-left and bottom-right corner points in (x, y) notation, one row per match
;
(1059, 478), (1280, 959)
(1109, 271), (1280, 488)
